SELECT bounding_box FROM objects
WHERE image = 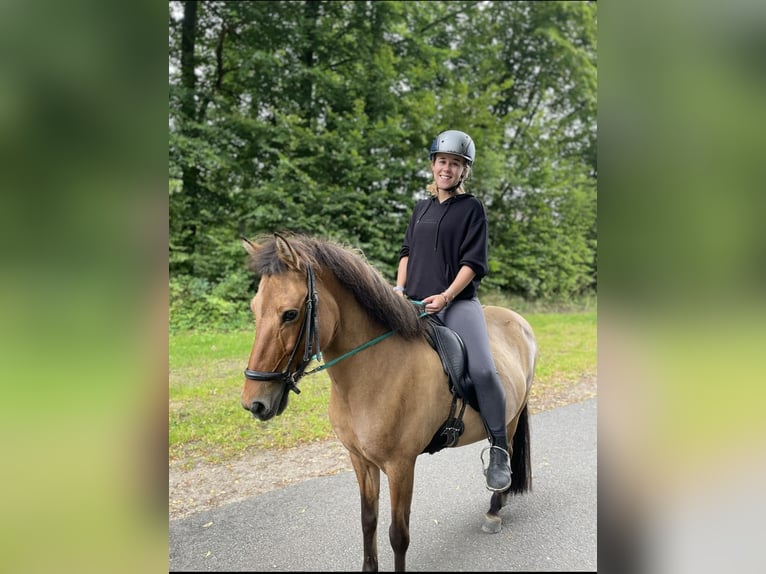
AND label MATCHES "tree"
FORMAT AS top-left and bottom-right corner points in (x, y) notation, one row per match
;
(169, 1), (597, 329)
